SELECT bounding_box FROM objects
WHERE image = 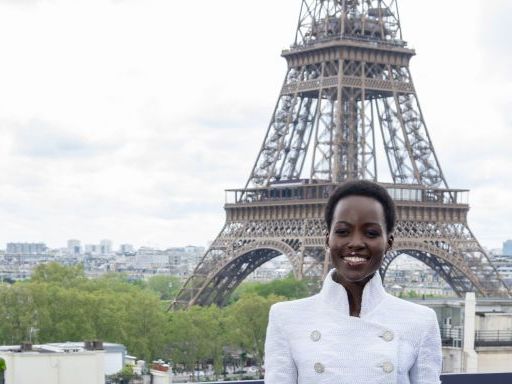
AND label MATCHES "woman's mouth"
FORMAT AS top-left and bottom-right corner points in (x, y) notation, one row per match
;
(343, 256), (369, 265)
